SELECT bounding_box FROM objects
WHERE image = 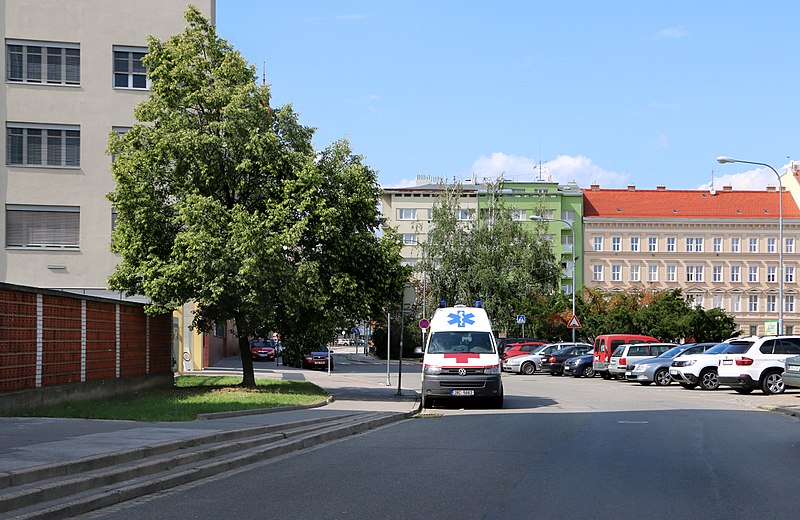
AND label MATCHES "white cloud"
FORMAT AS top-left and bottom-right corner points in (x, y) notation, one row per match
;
(466, 152), (629, 187)
(697, 165), (788, 191)
(655, 26), (687, 39)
